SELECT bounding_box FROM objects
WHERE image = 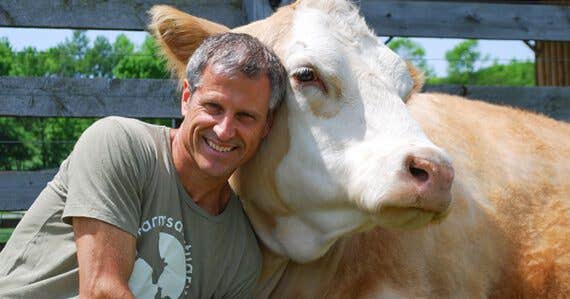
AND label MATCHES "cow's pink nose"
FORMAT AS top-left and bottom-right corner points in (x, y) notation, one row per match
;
(406, 155), (454, 213)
